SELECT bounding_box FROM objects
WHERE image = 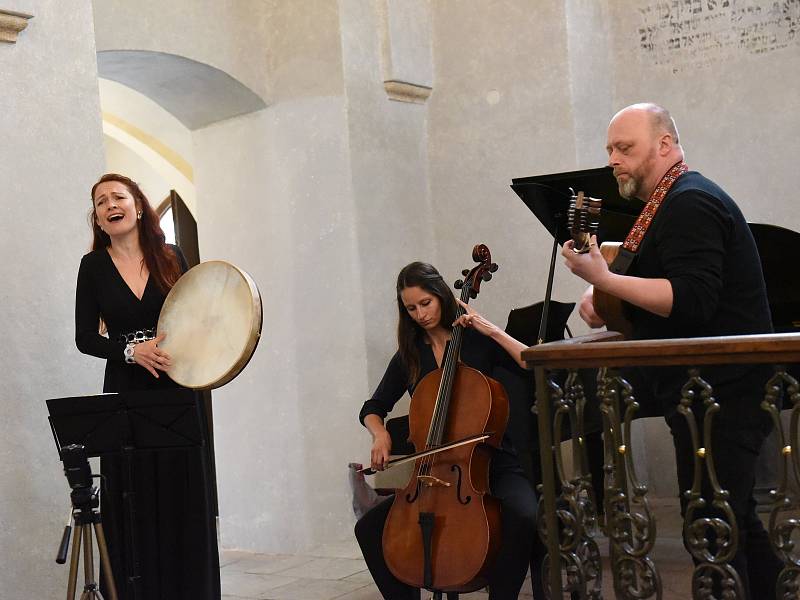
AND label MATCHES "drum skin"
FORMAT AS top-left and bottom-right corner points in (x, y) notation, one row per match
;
(158, 261), (262, 390)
